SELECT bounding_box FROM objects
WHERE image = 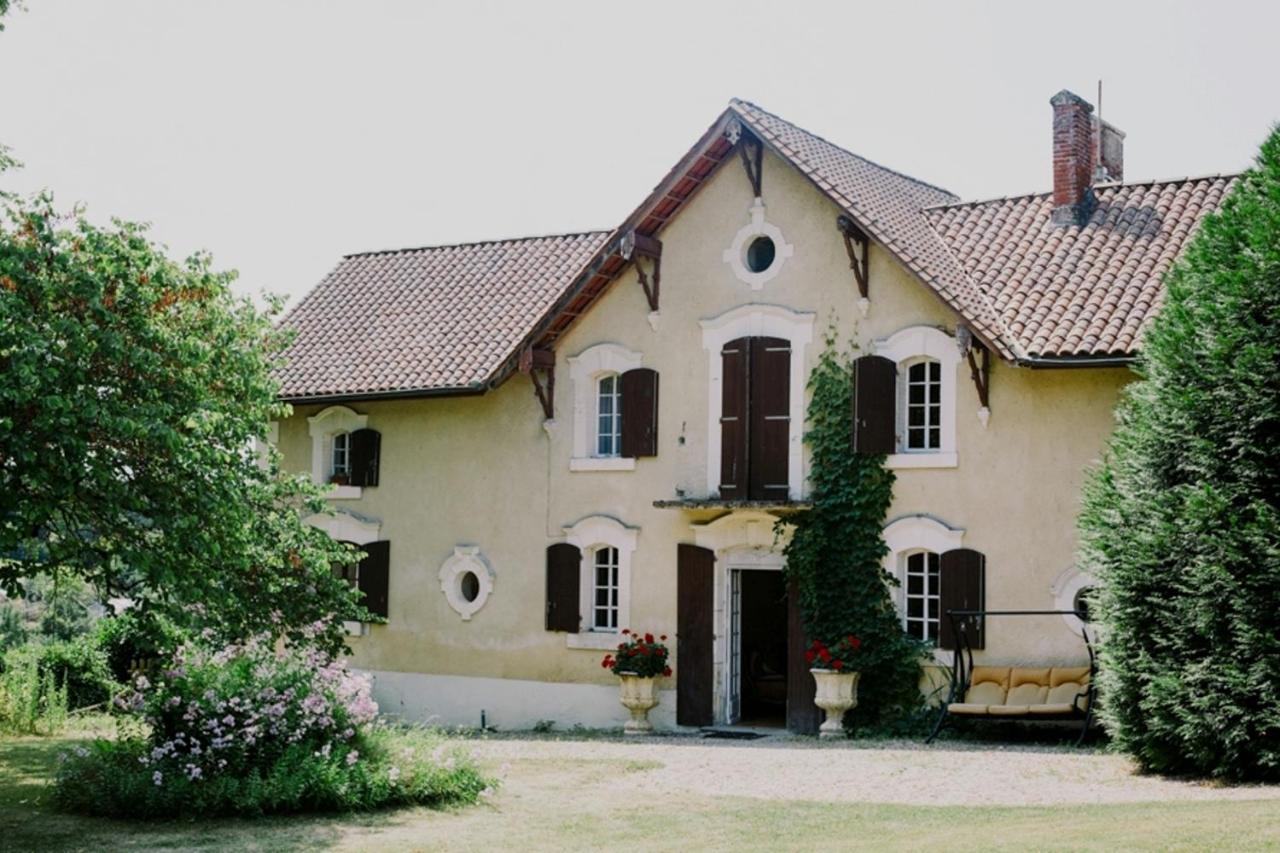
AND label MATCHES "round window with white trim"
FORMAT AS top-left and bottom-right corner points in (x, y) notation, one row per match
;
(438, 546), (494, 621)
